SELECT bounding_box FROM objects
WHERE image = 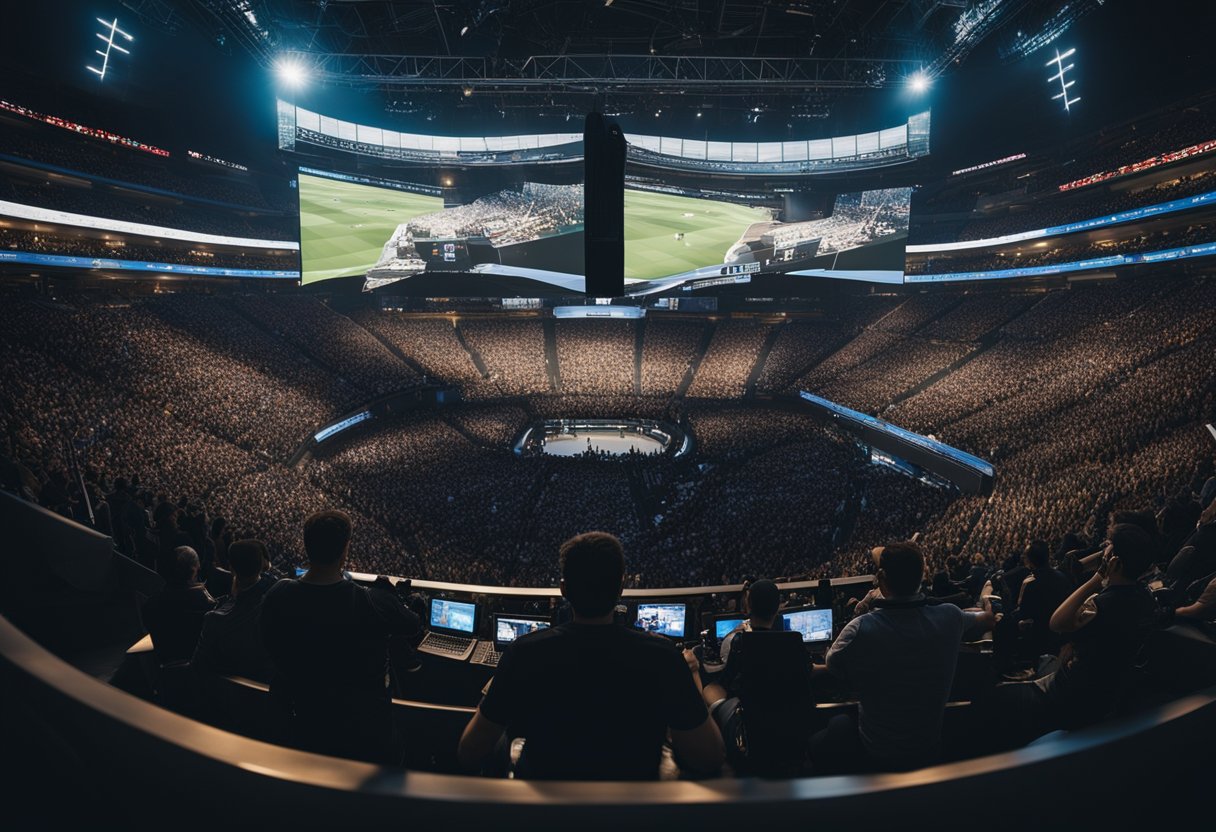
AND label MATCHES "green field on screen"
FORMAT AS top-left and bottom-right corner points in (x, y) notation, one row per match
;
(624, 189), (772, 281)
(299, 173), (444, 284)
